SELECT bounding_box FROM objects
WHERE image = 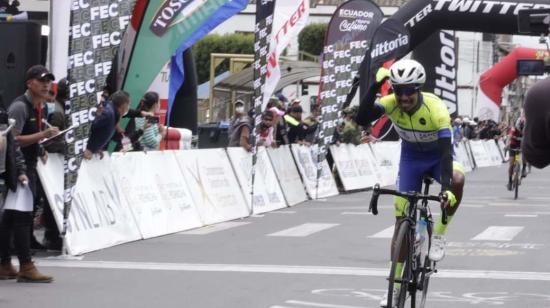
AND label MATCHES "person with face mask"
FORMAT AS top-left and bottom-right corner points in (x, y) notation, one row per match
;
(357, 59), (466, 307)
(228, 100), (246, 138)
(84, 90), (130, 160)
